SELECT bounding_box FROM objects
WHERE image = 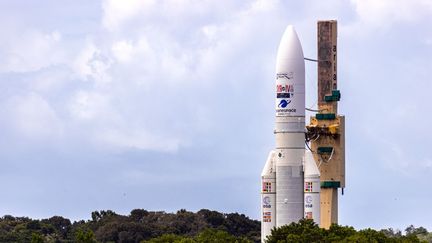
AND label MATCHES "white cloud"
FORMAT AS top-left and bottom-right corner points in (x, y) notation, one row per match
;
(1, 93), (63, 139)
(111, 40), (134, 63)
(91, 0), (285, 154)
(250, 0), (278, 12)
(426, 159), (432, 168)
(67, 90), (183, 152)
(69, 91), (114, 121)
(350, 0), (432, 25)
(0, 30), (65, 72)
(29, 67), (73, 94)
(102, 0), (156, 31)
(377, 137), (432, 175)
(99, 0), (281, 87)
(73, 42), (112, 84)
(98, 128), (181, 152)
